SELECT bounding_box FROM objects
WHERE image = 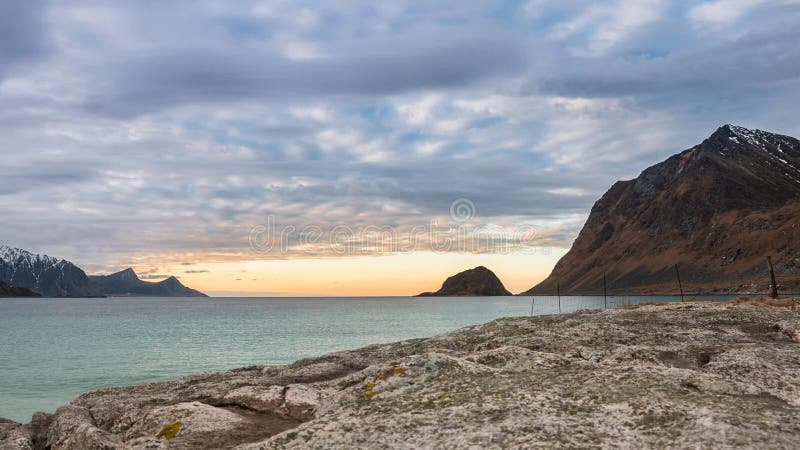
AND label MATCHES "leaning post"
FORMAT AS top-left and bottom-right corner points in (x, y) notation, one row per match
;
(675, 264), (685, 302)
(766, 256), (778, 299)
